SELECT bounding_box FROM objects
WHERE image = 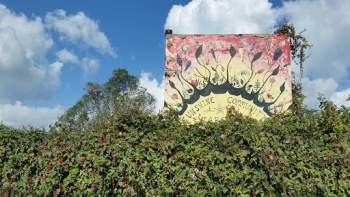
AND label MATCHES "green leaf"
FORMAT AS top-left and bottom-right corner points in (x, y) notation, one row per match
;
(223, 186), (229, 194)
(72, 168), (80, 175)
(218, 154), (225, 162)
(97, 156), (106, 164)
(165, 187), (173, 193)
(240, 150), (250, 157)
